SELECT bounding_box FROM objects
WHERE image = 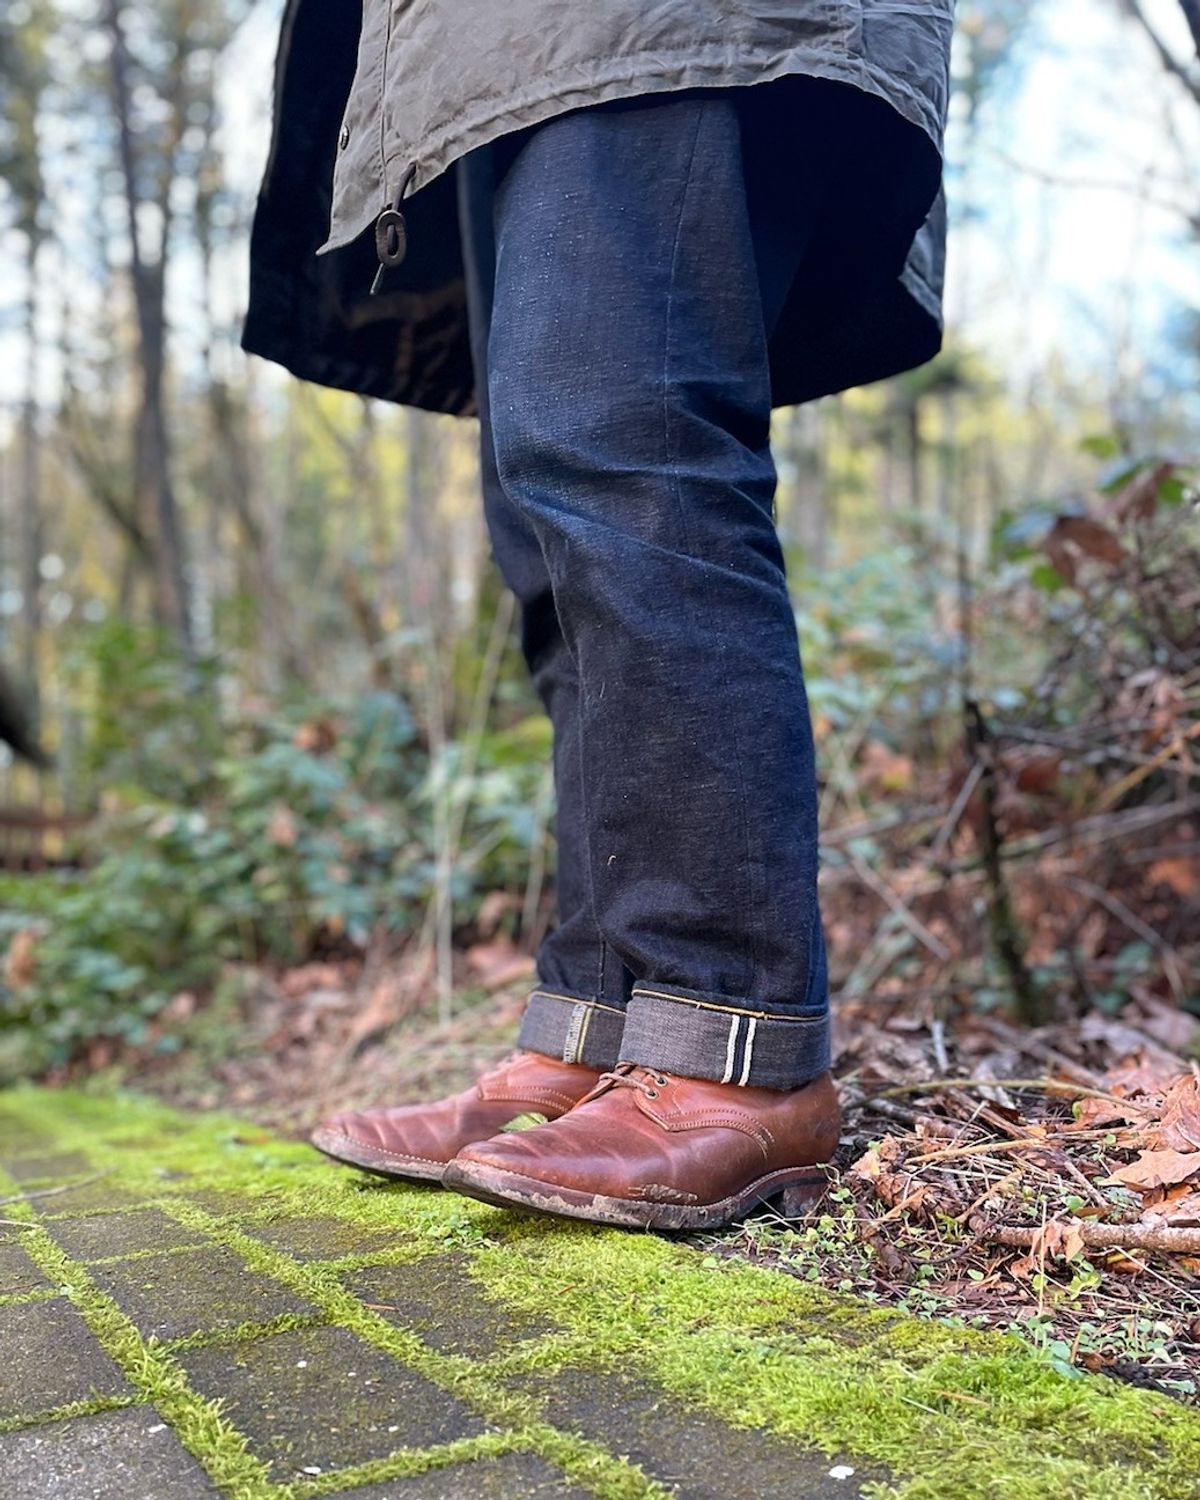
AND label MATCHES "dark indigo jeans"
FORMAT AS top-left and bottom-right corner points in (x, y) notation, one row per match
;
(456, 89), (829, 1089)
